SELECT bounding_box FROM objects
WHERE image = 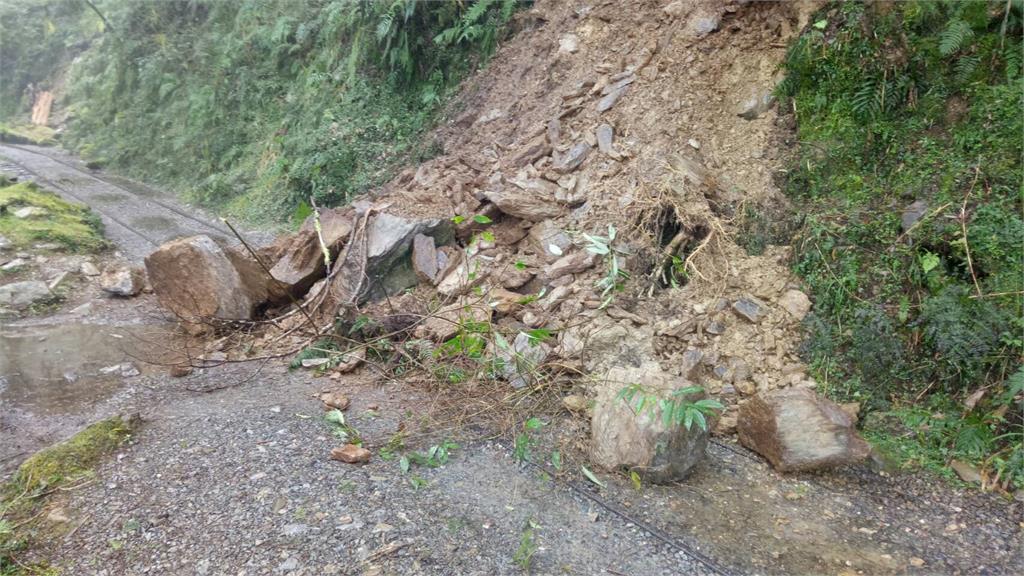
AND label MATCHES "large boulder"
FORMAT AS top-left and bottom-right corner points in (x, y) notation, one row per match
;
(269, 210), (353, 295)
(590, 363), (709, 483)
(145, 235), (280, 331)
(737, 388), (871, 472)
(325, 212), (451, 309)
